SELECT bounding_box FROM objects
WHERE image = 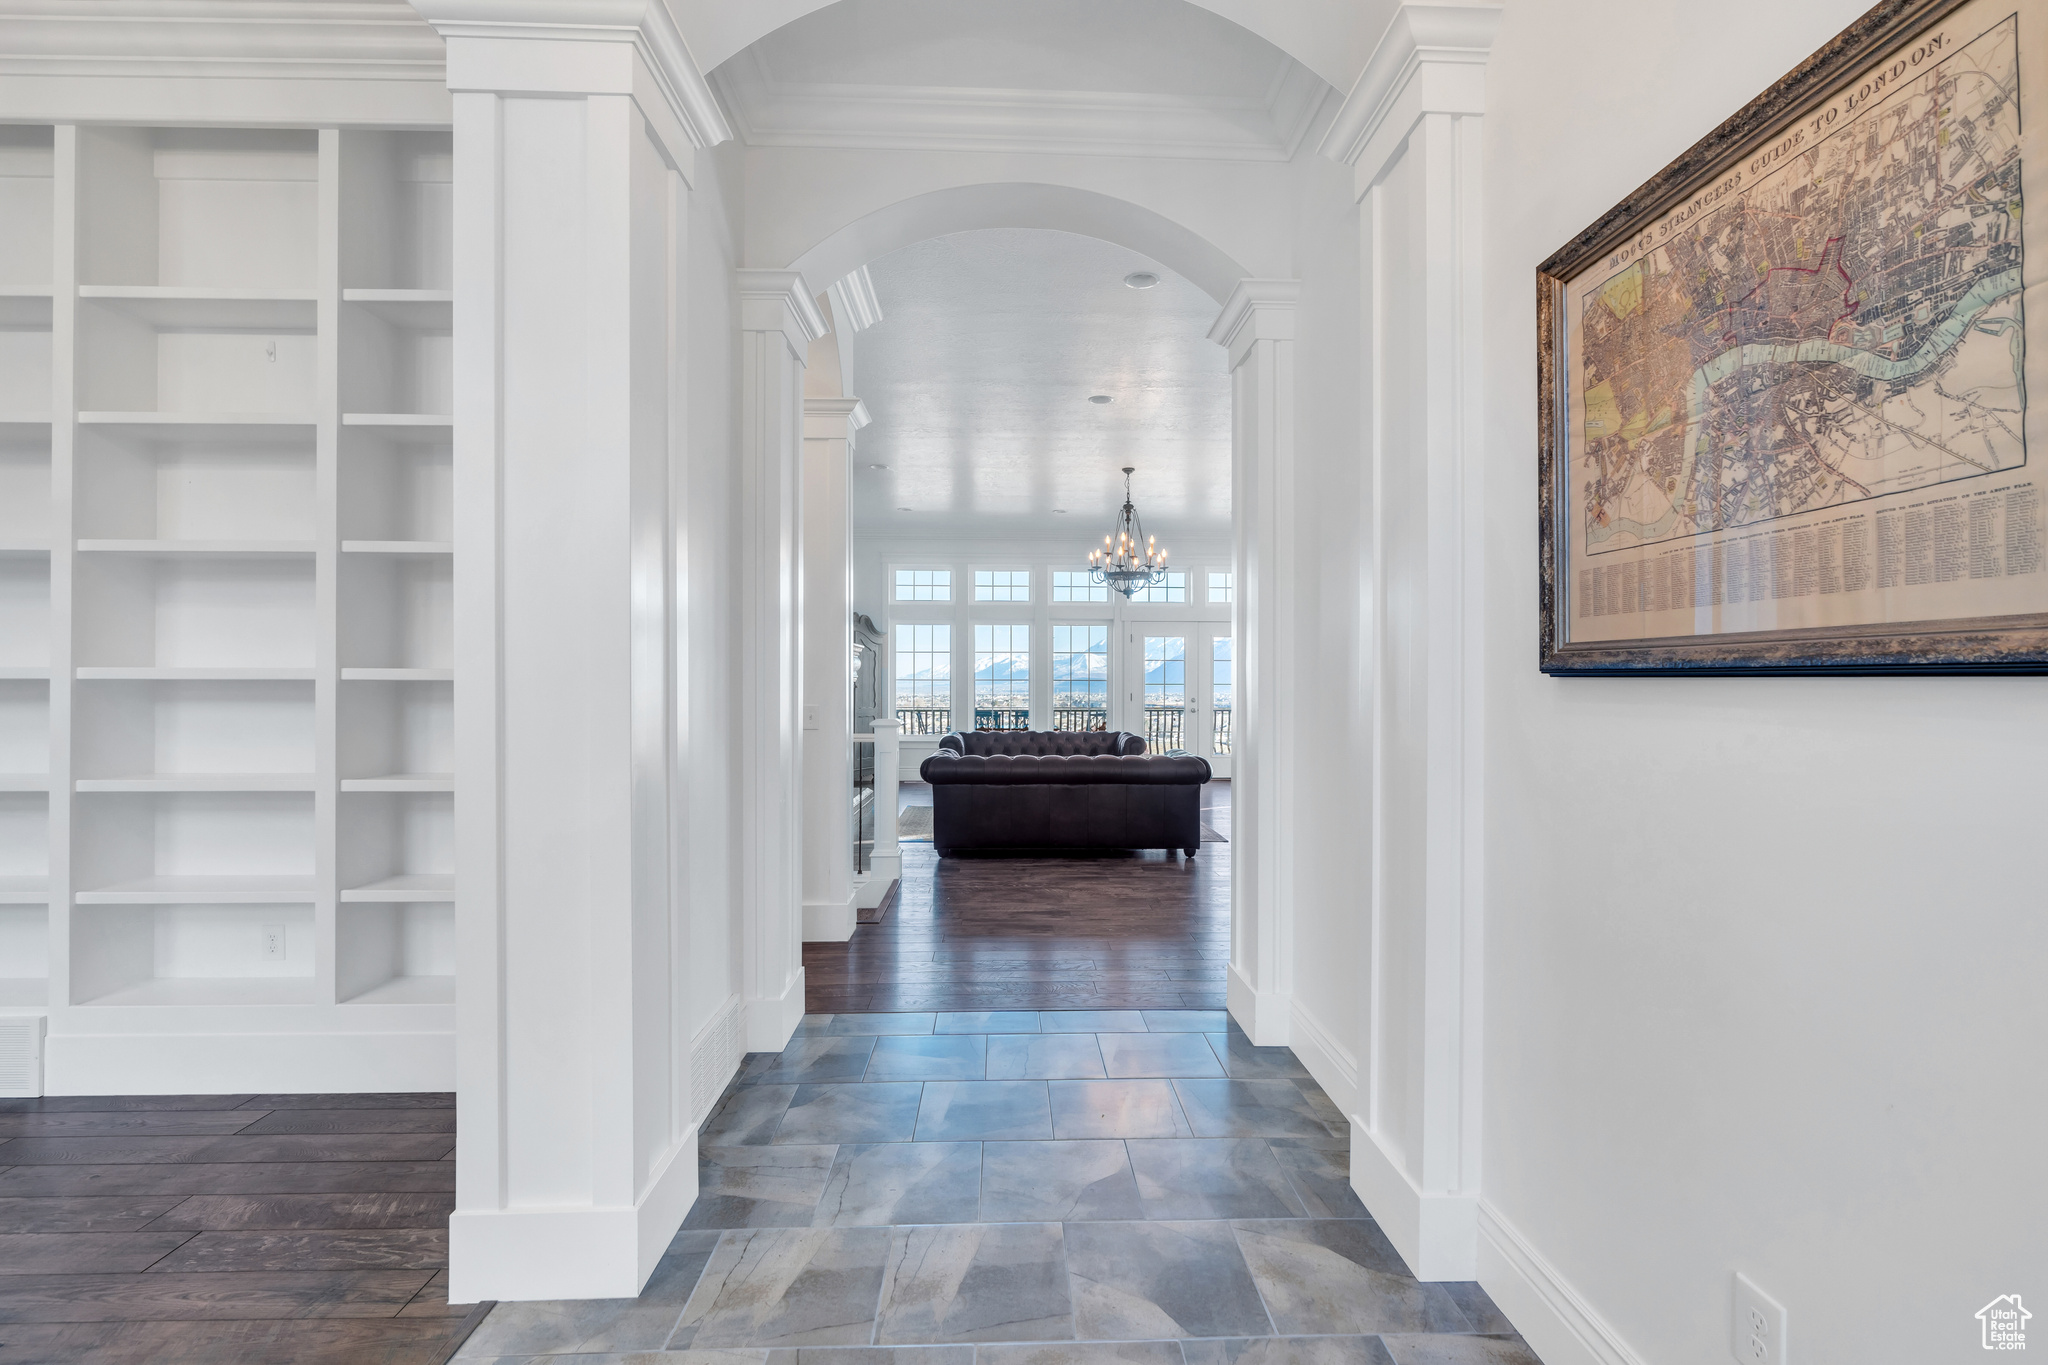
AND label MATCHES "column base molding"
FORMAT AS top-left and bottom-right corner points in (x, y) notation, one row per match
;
(448, 1127), (699, 1303)
(855, 856), (901, 910)
(1476, 1199), (1649, 1365)
(1285, 997), (1359, 1117)
(746, 966), (805, 1052)
(47, 1029), (453, 1096)
(1348, 1116), (1477, 1280)
(803, 893), (858, 943)
(1226, 963), (1291, 1047)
